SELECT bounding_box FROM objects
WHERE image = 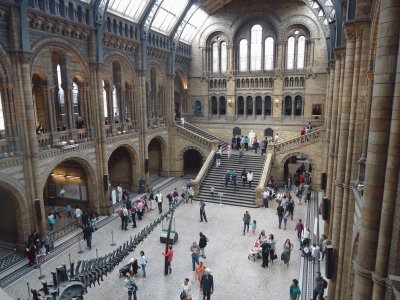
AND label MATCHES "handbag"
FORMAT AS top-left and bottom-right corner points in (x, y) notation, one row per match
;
(180, 291), (187, 300)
